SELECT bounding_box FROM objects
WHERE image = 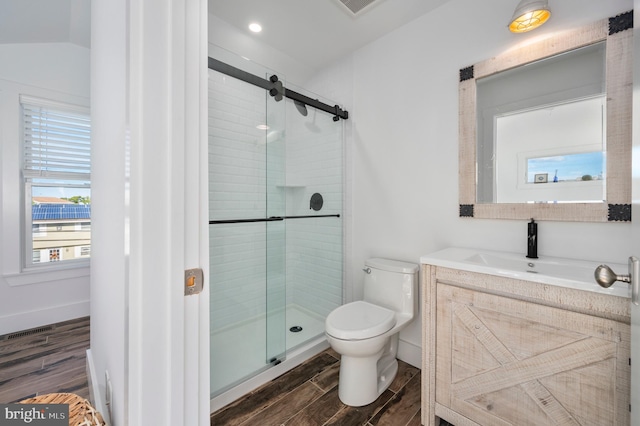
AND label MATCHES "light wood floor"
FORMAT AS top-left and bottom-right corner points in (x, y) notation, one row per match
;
(211, 349), (423, 426)
(0, 316), (91, 403)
